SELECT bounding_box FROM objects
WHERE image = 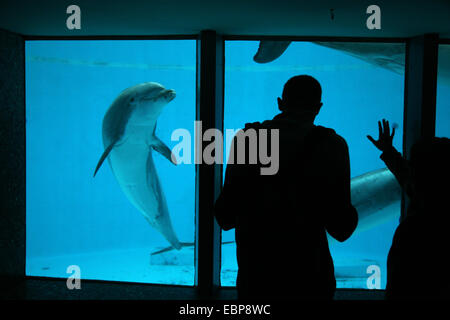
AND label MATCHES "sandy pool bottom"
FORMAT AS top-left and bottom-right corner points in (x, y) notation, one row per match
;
(27, 246), (386, 289)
